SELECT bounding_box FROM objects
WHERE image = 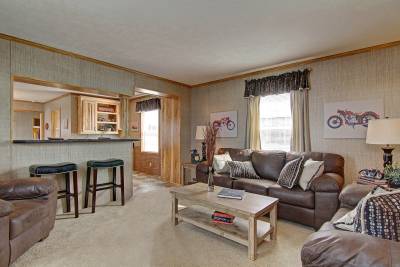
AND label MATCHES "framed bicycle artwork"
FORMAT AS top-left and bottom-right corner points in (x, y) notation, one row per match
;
(323, 99), (384, 139)
(210, 110), (238, 138)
